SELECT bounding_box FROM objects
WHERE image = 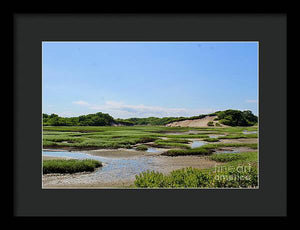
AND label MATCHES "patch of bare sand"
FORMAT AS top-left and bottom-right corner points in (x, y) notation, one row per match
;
(214, 146), (256, 153)
(219, 138), (258, 144)
(43, 171), (134, 189)
(84, 149), (144, 158)
(42, 170), (104, 188)
(152, 155), (222, 174)
(43, 180), (134, 189)
(86, 147), (174, 157)
(43, 156), (68, 160)
(166, 116), (227, 127)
